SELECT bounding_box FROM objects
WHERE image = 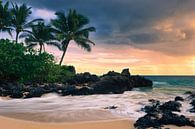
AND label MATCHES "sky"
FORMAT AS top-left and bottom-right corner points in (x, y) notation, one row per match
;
(2, 0), (195, 75)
